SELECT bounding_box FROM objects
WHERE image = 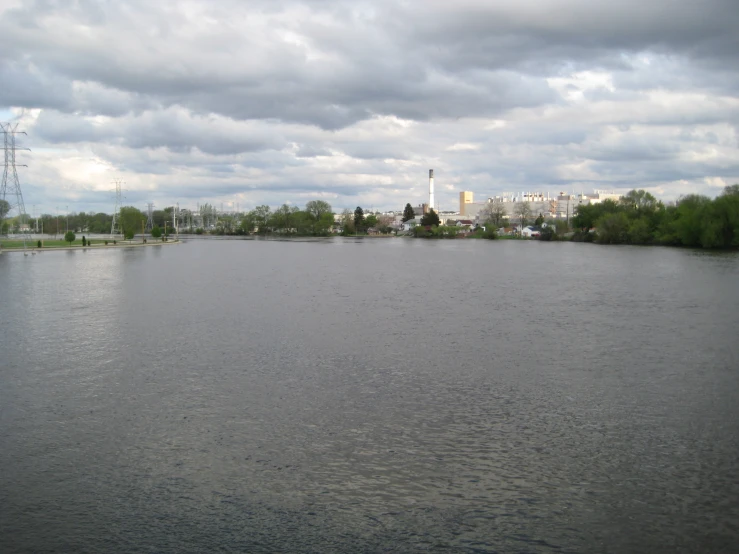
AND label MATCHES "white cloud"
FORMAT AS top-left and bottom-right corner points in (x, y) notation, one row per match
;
(1, 0), (737, 215)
